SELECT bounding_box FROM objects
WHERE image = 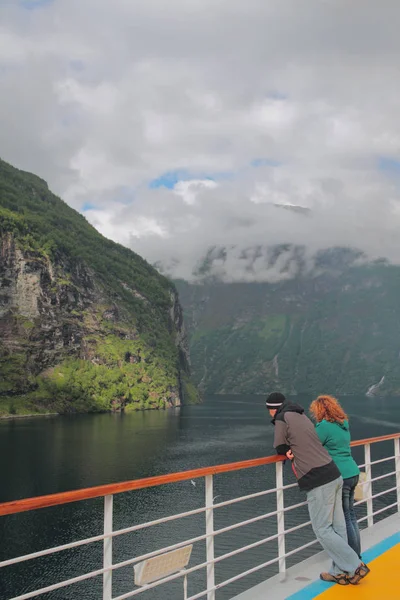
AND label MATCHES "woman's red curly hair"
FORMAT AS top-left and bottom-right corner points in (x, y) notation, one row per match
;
(309, 395), (348, 423)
